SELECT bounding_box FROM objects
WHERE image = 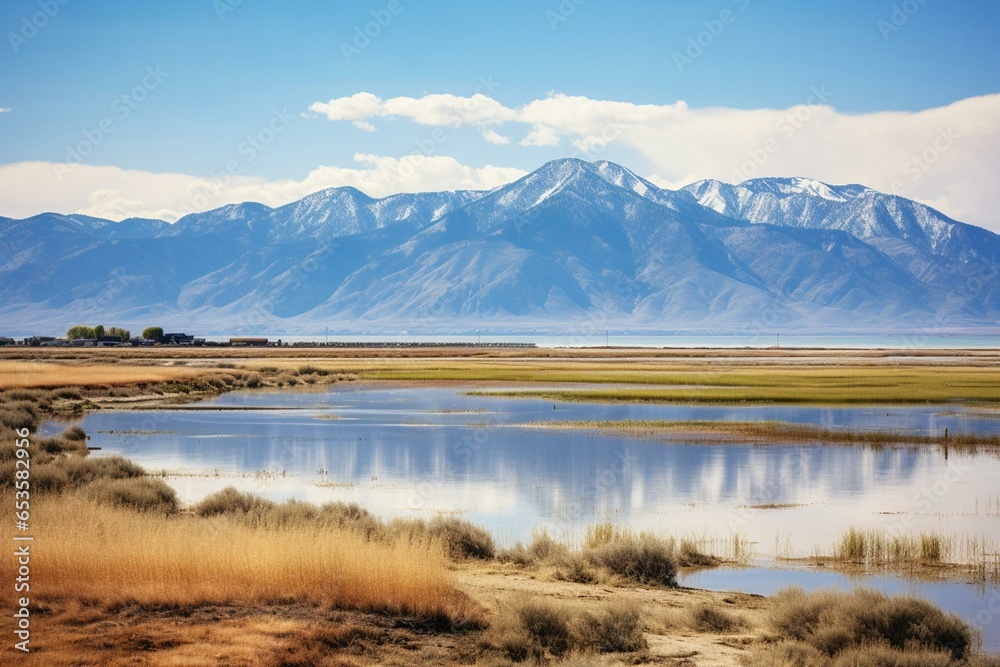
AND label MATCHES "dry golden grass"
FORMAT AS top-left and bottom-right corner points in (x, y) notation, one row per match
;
(27, 494), (479, 625)
(517, 419), (1000, 448)
(0, 360), (206, 389)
